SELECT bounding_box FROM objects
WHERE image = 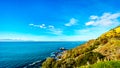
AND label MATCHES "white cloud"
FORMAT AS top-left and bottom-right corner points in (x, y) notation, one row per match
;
(85, 21), (95, 26)
(90, 15), (99, 20)
(29, 24), (63, 35)
(27, 12), (120, 41)
(85, 12), (120, 26)
(39, 24), (46, 28)
(50, 29), (63, 35)
(29, 23), (47, 28)
(48, 25), (63, 35)
(29, 23), (39, 27)
(65, 18), (78, 26)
